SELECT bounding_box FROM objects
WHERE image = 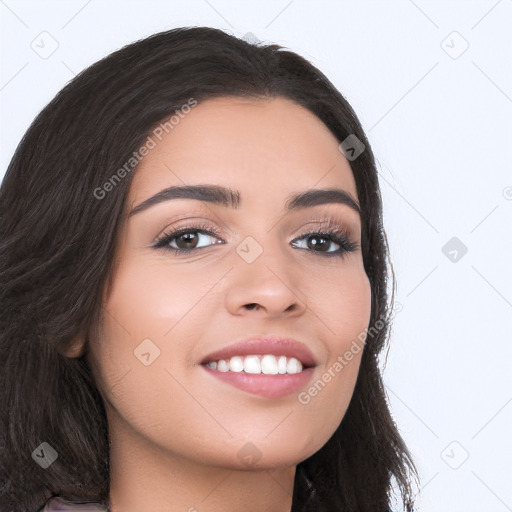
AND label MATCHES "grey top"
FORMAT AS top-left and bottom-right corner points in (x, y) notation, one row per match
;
(39, 497), (110, 511)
